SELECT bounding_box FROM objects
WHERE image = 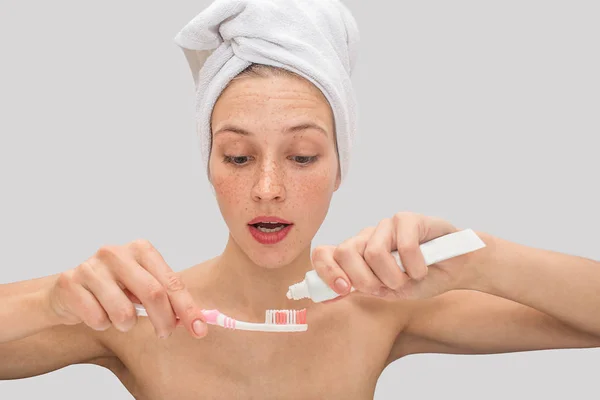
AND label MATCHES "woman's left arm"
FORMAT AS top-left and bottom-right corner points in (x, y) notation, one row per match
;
(470, 232), (600, 338)
(392, 231), (600, 358)
(311, 213), (600, 358)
